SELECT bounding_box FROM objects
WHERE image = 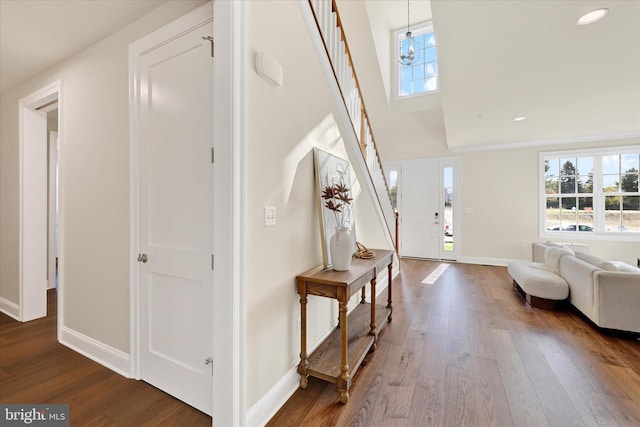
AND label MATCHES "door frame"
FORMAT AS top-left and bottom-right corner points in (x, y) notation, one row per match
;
(18, 81), (64, 324)
(48, 130), (59, 290)
(128, 2), (246, 425)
